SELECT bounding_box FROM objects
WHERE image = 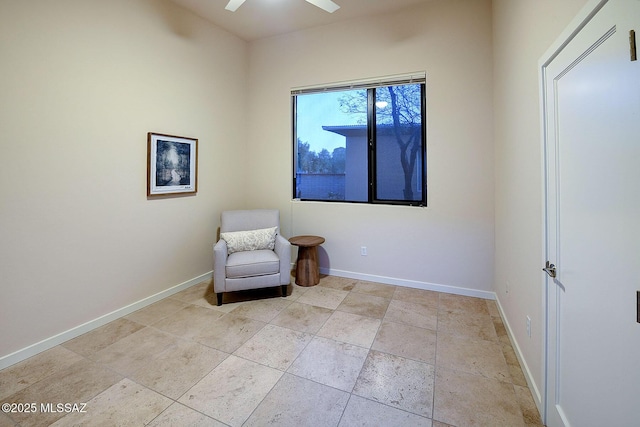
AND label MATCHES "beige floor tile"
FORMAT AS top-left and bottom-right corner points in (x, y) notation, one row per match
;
(244, 373), (349, 427)
(296, 286), (349, 310)
(508, 363), (529, 387)
(51, 378), (171, 426)
(2, 276), (545, 427)
(372, 321), (436, 364)
(502, 341), (521, 367)
(318, 275), (358, 291)
(209, 299), (246, 313)
(228, 297), (291, 322)
(339, 395), (432, 427)
(0, 412), (15, 427)
(501, 343), (528, 387)
(170, 280), (214, 305)
(148, 402), (226, 426)
(269, 301), (333, 334)
(90, 327), (178, 376)
(317, 311), (381, 348)
(393, 287), (439, 309)
(129, 340), (228, 399)
(436, 333), (510, 382)
(438, 310), (498, 342)
(282, 283), (311, 301)
(152, 304), (225, 339)
(439, 293), (490, 316)
(514, 385), (544, 426)
(62, 318), (145, 357)
(353, 350), (435, 418)
(124, 298), (189, 325)
(384, 299), (438, 331)
(499, 331), (516, 347)
(287, 336), (369, 392)
(337, 292), (390, 319)
(179, 355), (282, 427)
(233, 324), (313, 370)
(351, 281), (396, 299)
(433, 368), (525, 427)
(486, 299), (500, 317)
(6, 359), (122, 427)
(194, 313), (265, 353)
(493, 316), (509, 340)
(0, 346), (84, 401)
(189, 292), (222, 309)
